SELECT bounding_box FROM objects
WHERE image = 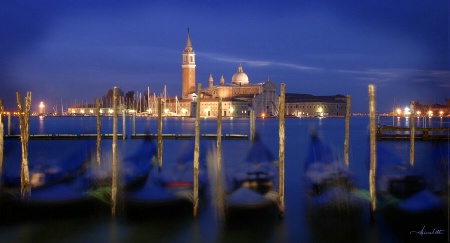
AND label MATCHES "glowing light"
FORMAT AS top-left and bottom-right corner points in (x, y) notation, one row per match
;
(404, 107), (410, 115)
(439, 111), (444, 116)
(428, 110), (433, 117)
(181, 108), (187, 114)
(108, 109), (113, 114)
(38, 101), (45, 114)
(396, 108), (401, 115)
(229, 106), (234, 113)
